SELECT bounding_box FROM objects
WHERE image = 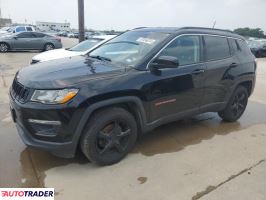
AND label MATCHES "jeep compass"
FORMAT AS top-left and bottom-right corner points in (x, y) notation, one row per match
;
(9, 27), (256, 165)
